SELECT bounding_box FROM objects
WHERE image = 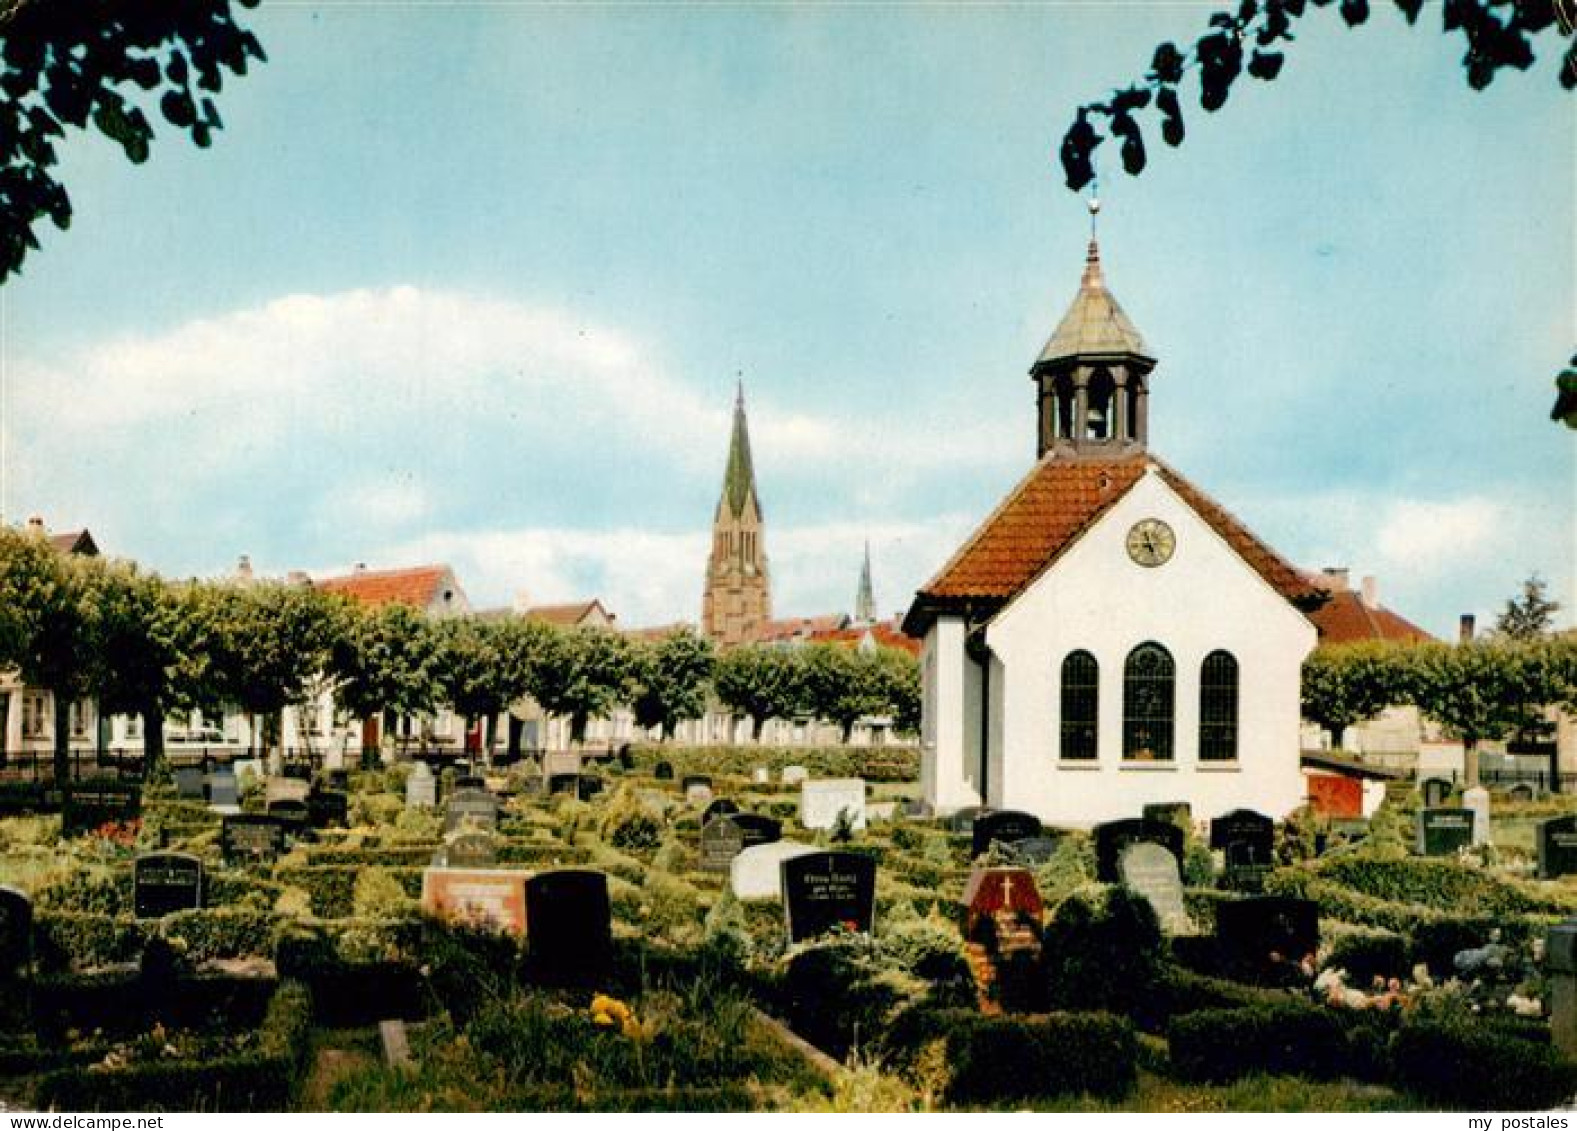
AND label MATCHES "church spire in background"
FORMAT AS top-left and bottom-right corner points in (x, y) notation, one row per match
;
(854, 540), (876, 625)
(702, 380), (772, 646)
